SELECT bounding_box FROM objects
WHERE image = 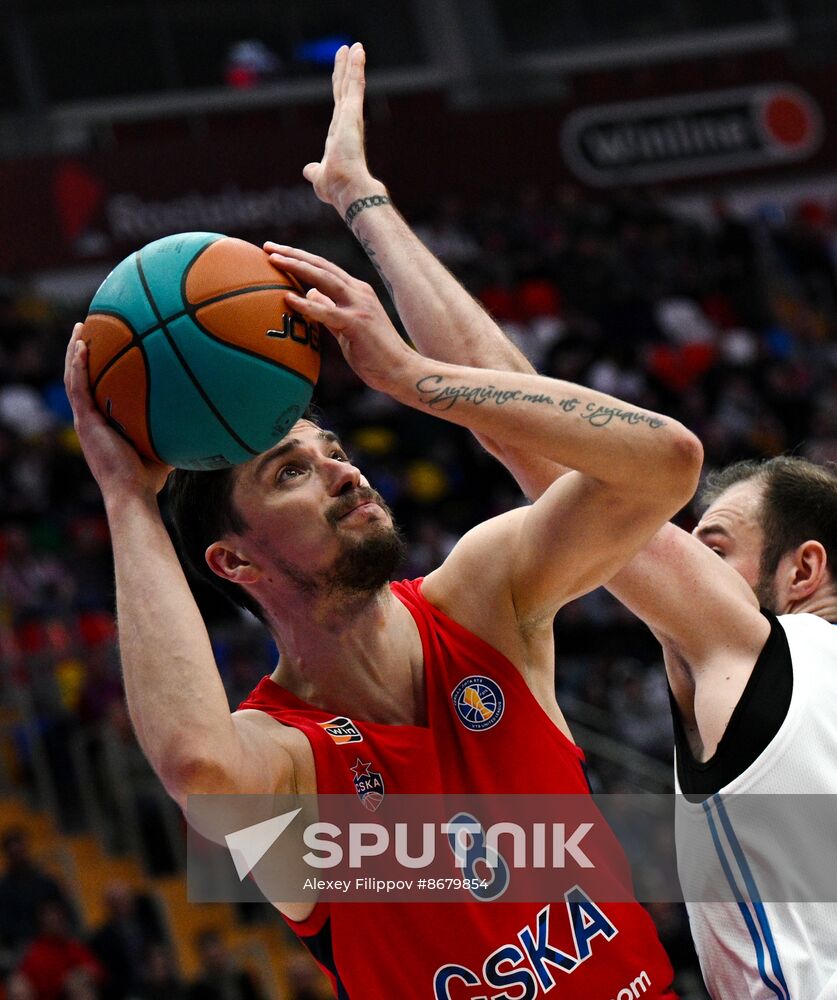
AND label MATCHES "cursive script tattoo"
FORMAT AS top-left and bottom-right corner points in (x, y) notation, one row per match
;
(558, 397), (581, 412)
(416, 375), (554, 412)
(344, 194), (391, 227)
(580, 403), (666, 429)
